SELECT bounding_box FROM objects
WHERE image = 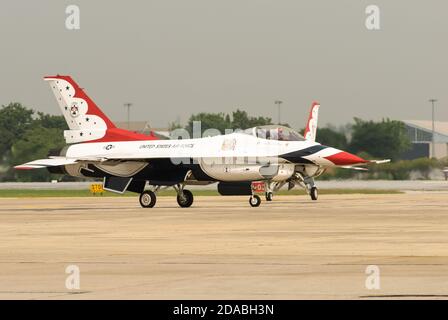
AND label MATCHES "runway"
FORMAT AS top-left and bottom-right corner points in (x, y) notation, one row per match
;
(1, 192), (448, 299)
(1, 180), (447, 191)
